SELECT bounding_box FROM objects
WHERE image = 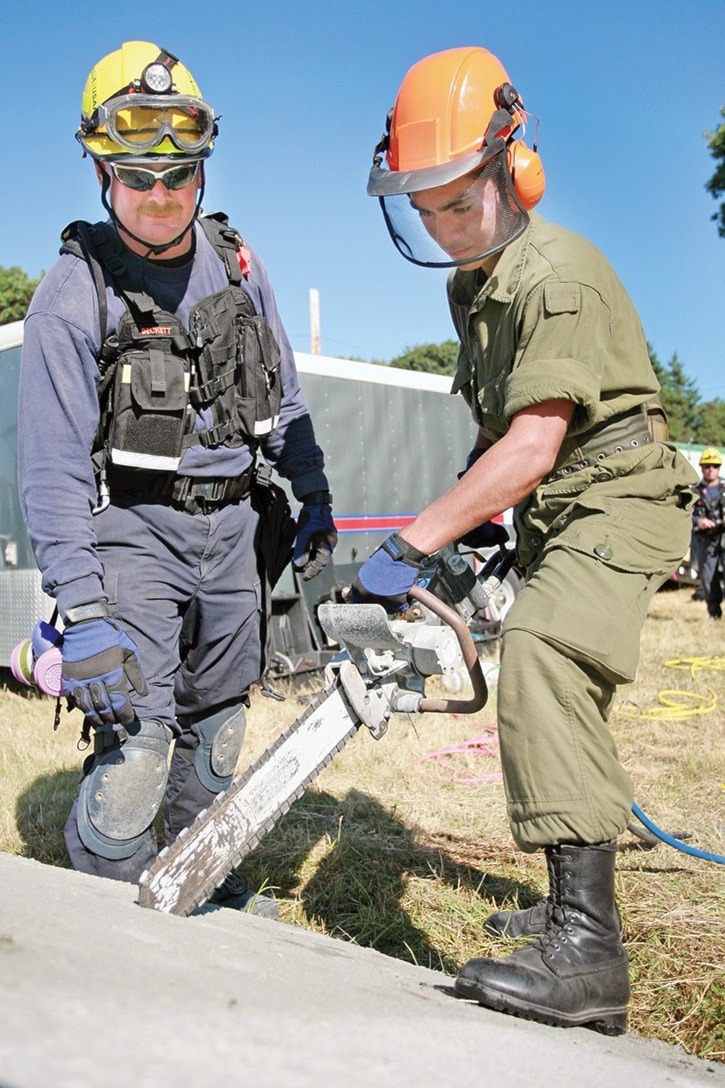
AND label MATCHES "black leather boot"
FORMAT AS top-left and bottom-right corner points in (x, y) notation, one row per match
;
(456, 843), (629, 1034)
(484, 851), (622, 940)
(484, 897), (549, 938)
(483, 849), (557, 937)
